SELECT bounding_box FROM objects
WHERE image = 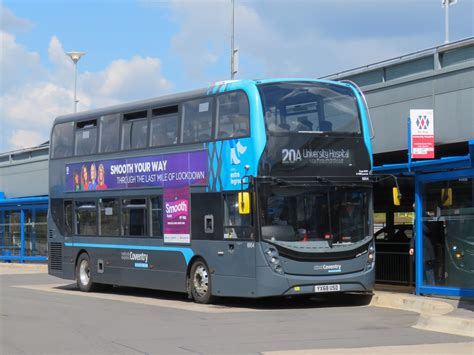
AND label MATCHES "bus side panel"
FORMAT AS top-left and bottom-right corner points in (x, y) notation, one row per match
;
(211, 275), (257, 297)
(68, 236), (190, 293)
